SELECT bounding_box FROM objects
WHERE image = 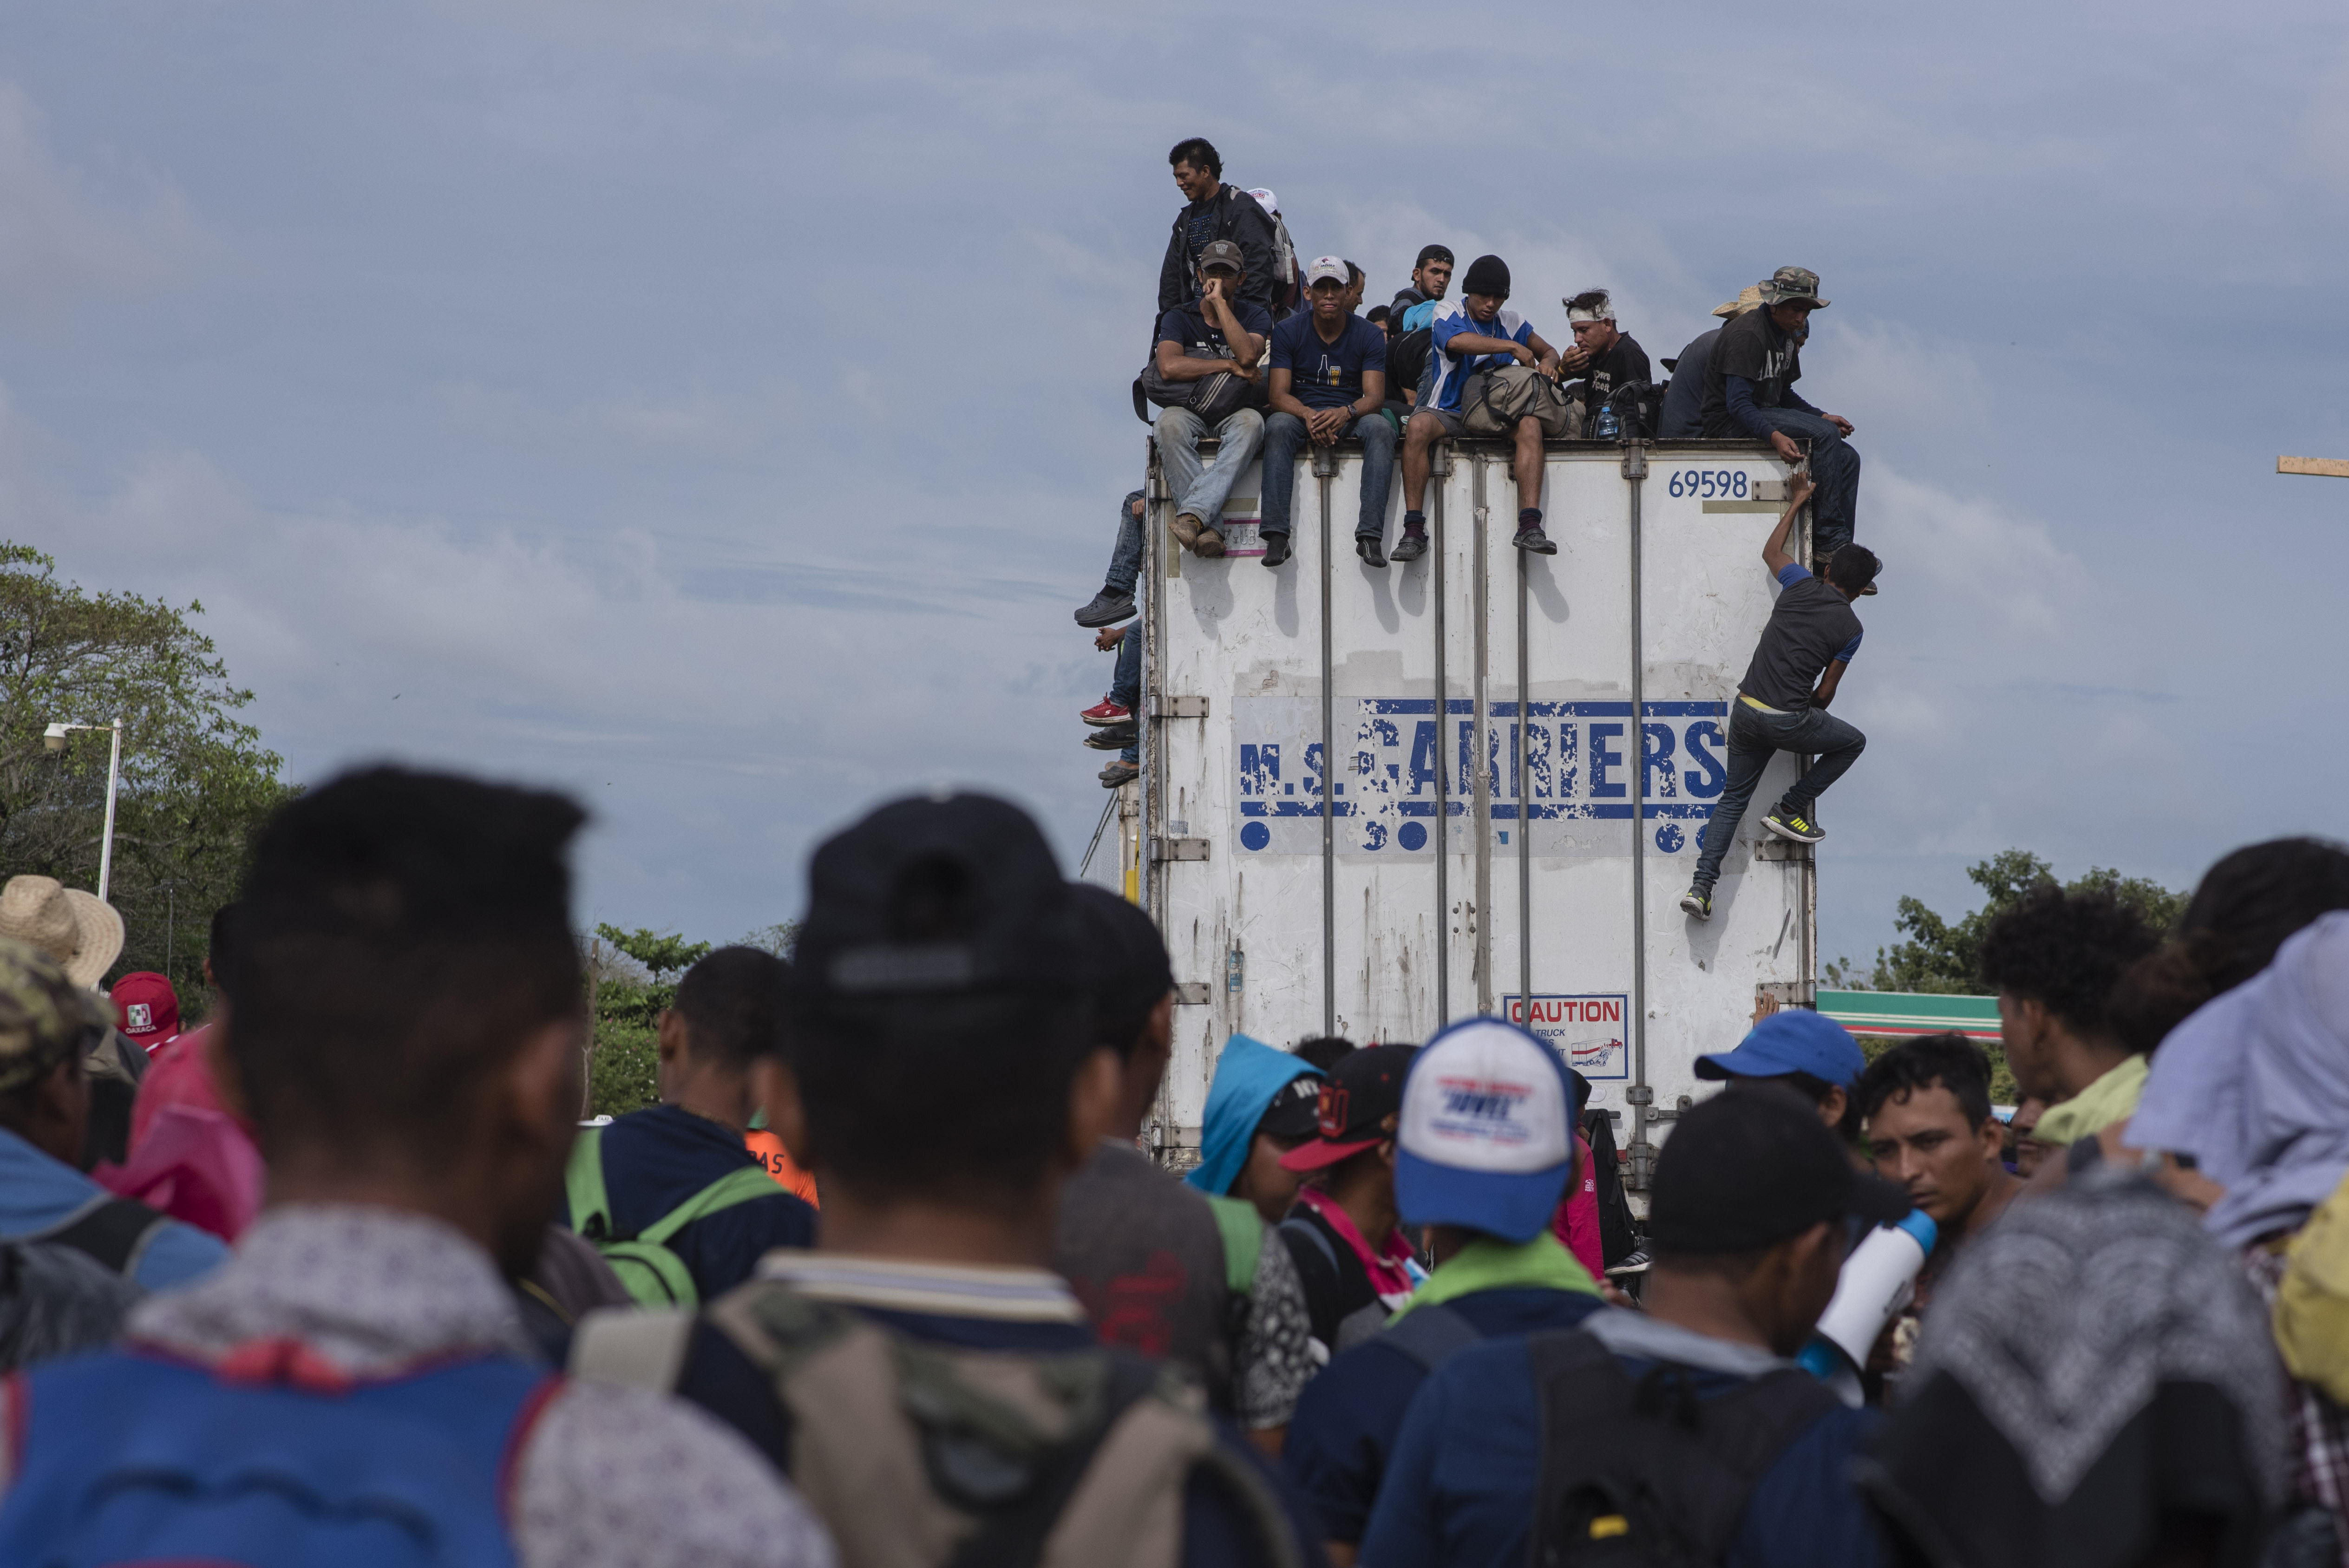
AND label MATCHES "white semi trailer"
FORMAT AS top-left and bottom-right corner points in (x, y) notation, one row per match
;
(1106, 431), (1821, 1194)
